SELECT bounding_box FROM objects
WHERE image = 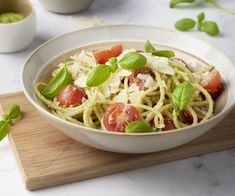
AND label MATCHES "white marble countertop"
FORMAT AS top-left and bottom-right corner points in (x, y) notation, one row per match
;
(1, 0), (235, 195)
